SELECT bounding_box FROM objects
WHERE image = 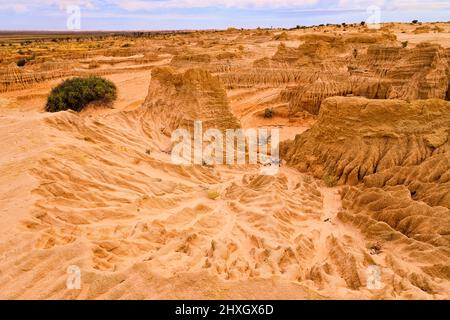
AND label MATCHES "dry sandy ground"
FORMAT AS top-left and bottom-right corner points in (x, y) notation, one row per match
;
(0, 71), (364, 300)
(0, 24), (449, 300)
(0, 72), (335, 299)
